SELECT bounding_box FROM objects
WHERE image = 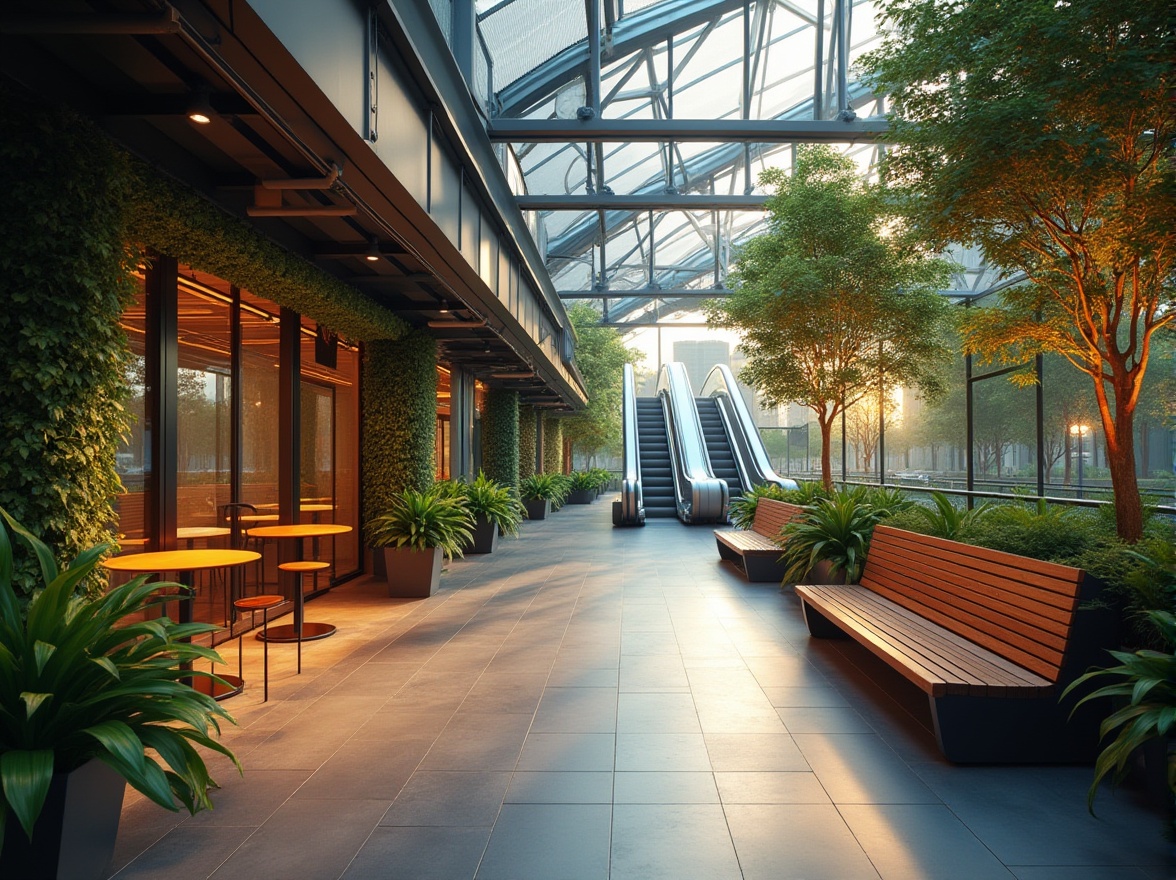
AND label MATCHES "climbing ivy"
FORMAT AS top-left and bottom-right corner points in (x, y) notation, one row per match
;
(542, 415), (564, 474)
(482, 389), (520, 491)
(0, 93), (136, 599)
(518, 404), (537, 480)
(362, 332), (437, 538)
